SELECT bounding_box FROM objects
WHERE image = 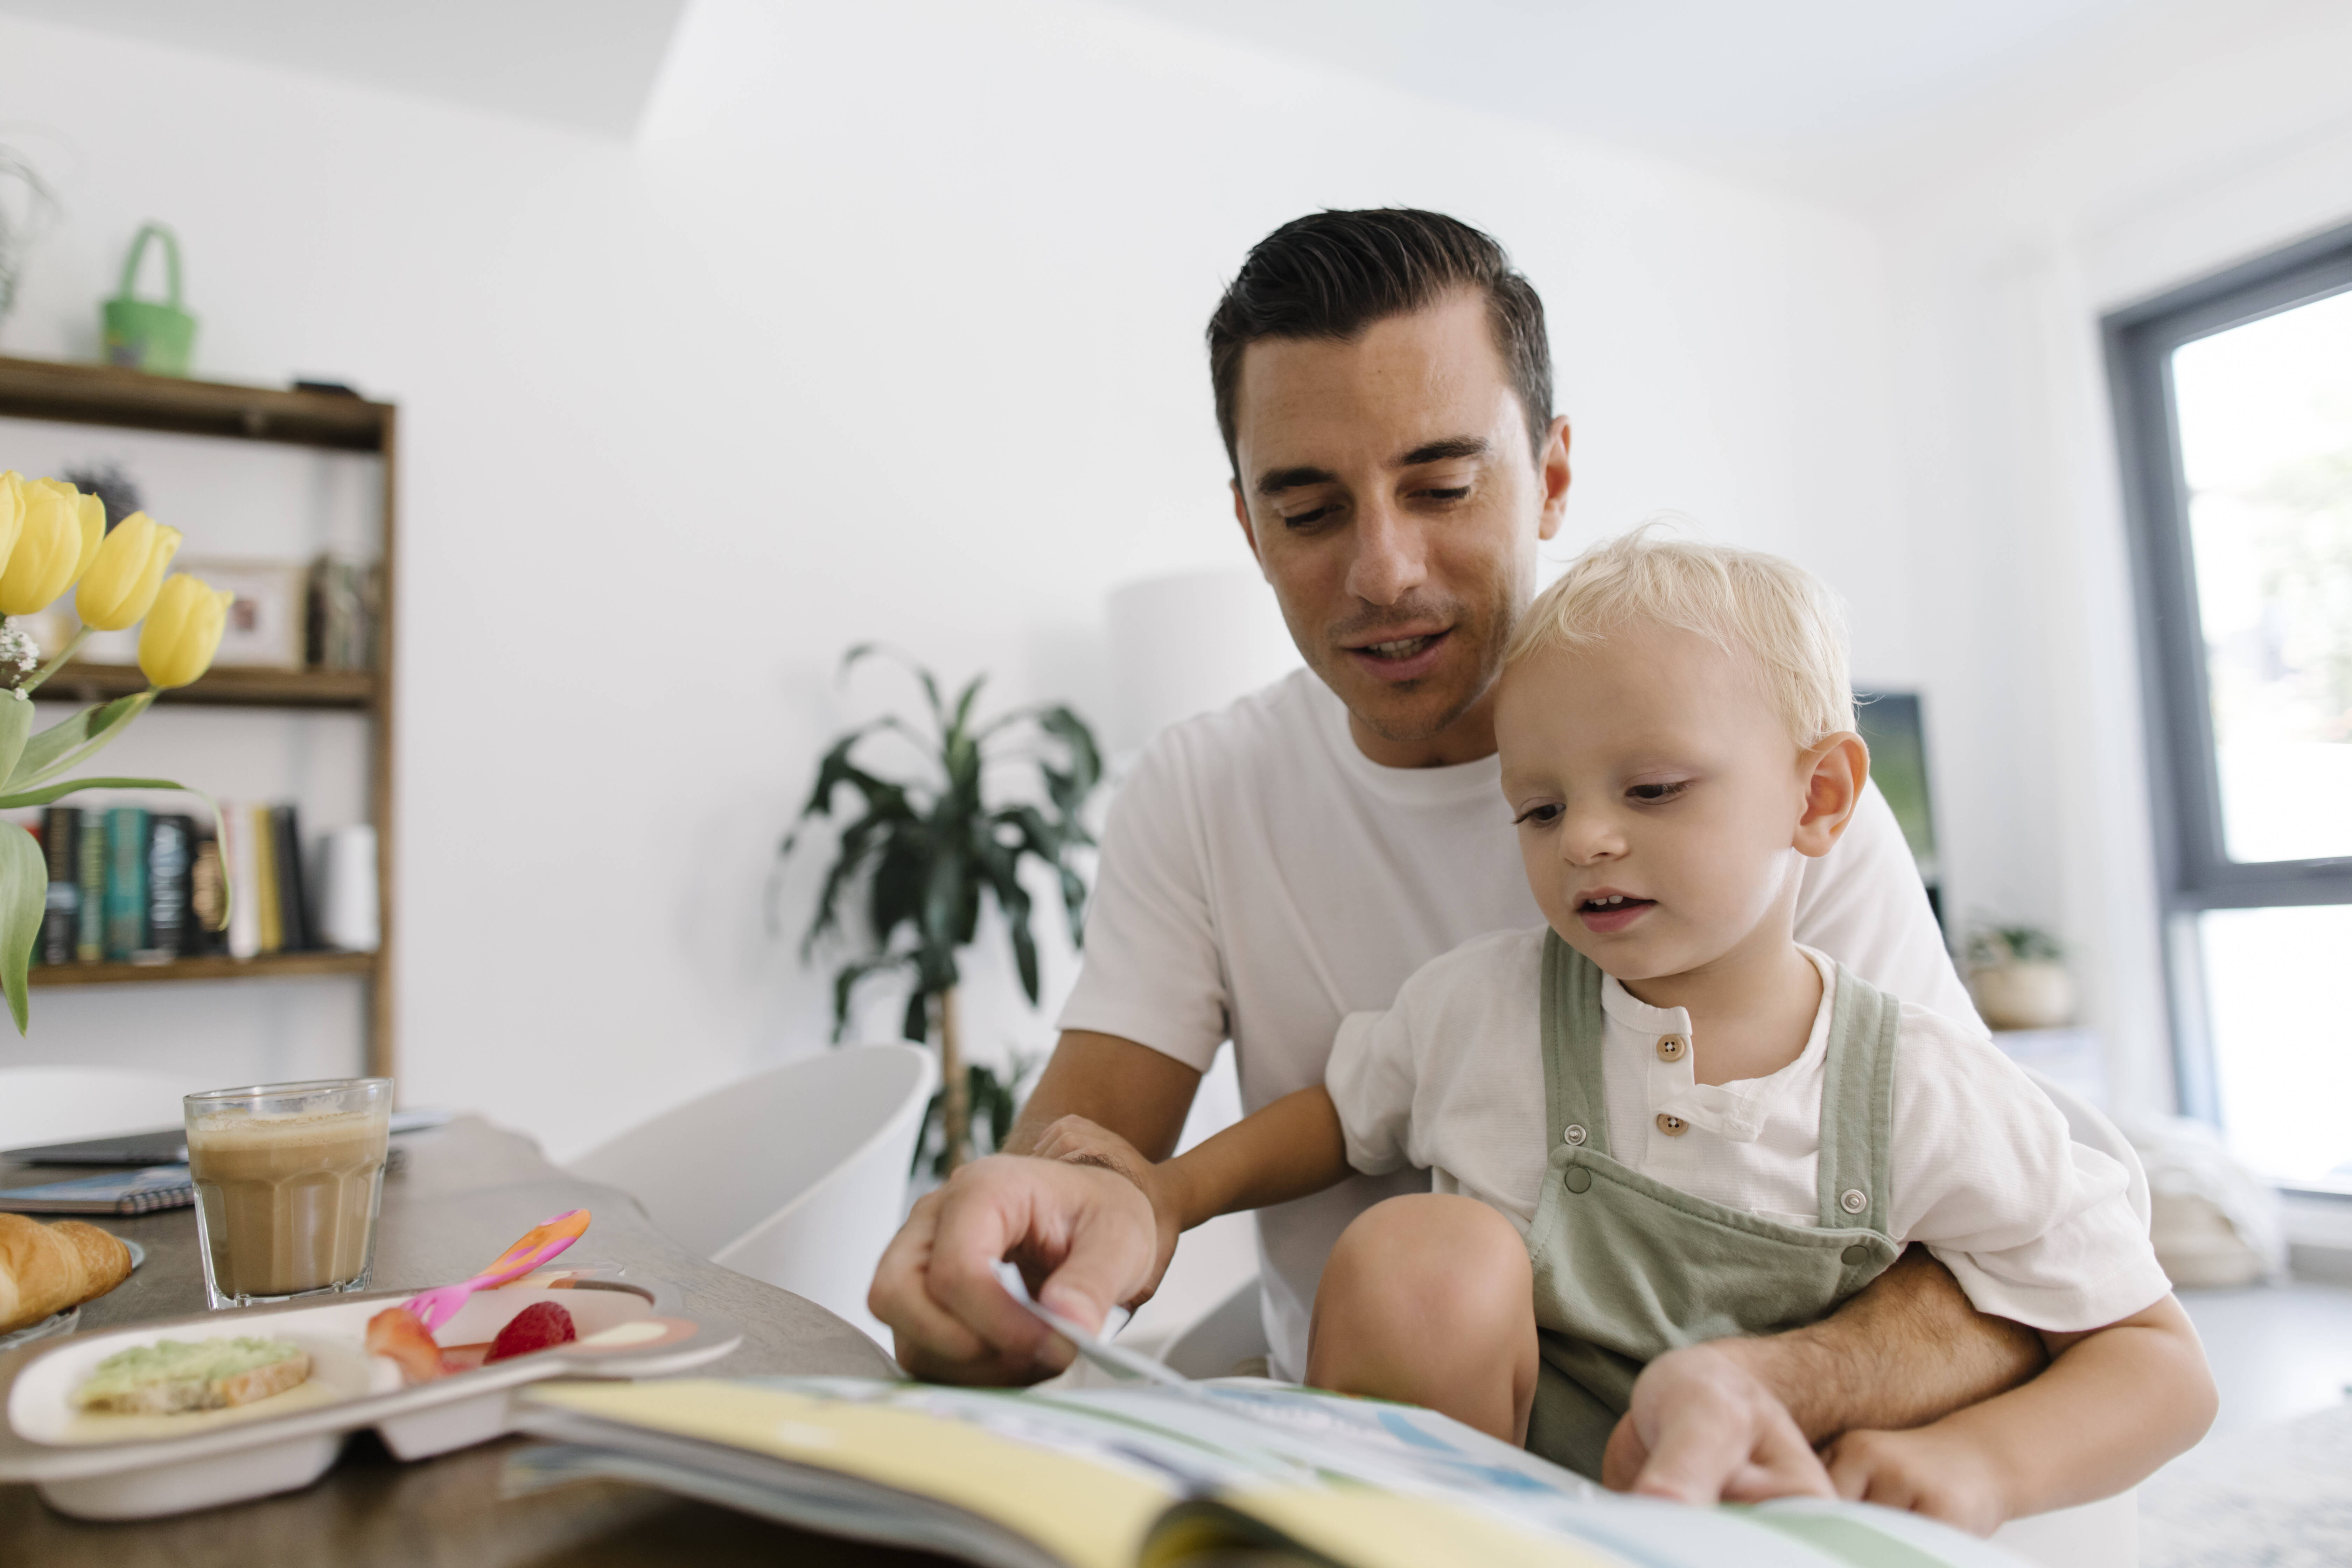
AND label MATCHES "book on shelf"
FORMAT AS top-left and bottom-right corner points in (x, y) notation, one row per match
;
(510, 1377), (2013, 1568)
(143, 814), (194, 960)
(26, 800), (338, 967)
(37, 806), (77, 966)
(102, 807), (147, 962)
(72, 806), (103, 962)
(251, 803), (283, 954)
